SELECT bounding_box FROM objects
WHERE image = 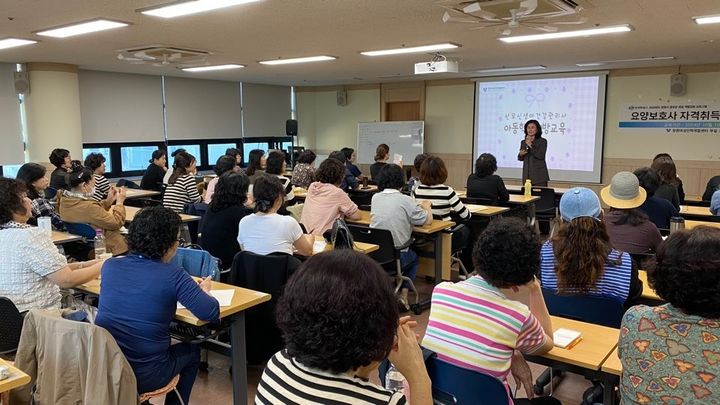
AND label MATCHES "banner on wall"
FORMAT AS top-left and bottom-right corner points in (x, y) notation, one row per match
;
(619, 102), (720, 134)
